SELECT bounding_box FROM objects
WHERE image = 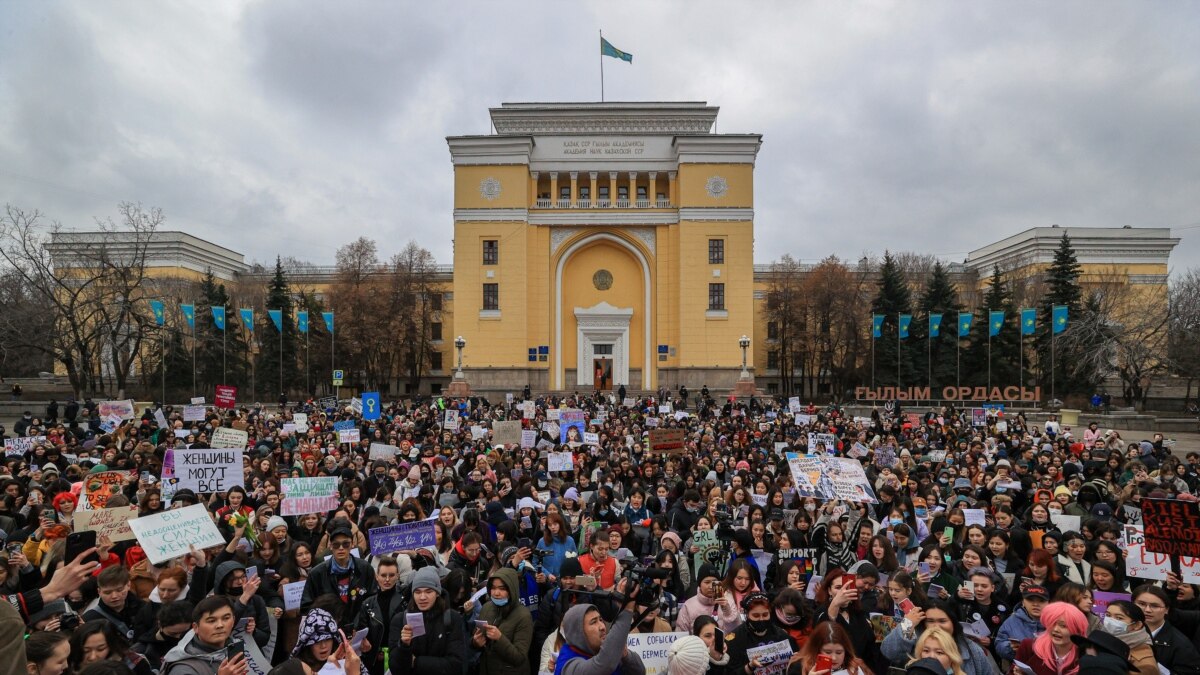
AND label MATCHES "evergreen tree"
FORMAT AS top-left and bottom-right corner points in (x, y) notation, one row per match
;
(256, 257), (300, 398)
(964, 266), (1021, 388)
(870, 252), (914, 388)
(296, 291), (333, 398)
(916, 261), (961, 393)
(1036, 233), (1088, 399)
(195, 269), (248, 396)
